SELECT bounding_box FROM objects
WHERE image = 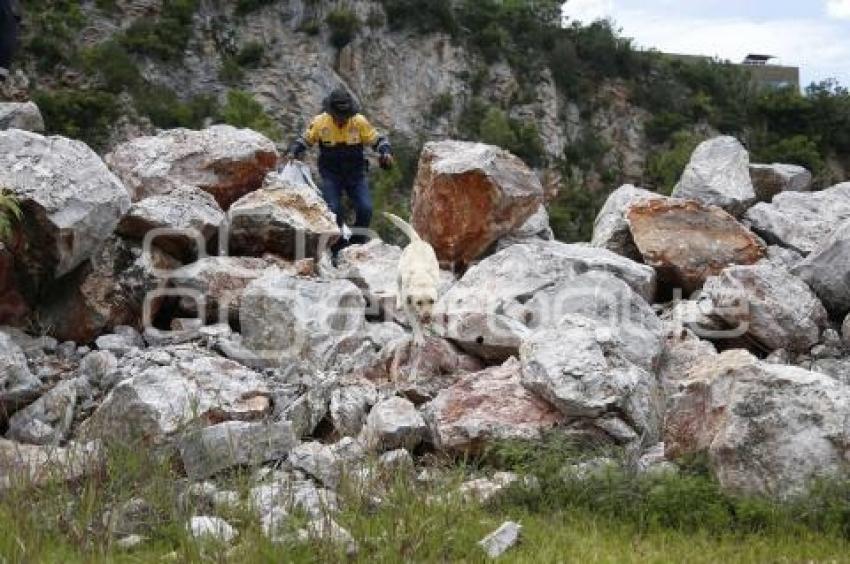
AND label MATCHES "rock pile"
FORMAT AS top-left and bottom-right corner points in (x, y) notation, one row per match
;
(2, 122), (850, 553)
